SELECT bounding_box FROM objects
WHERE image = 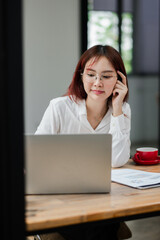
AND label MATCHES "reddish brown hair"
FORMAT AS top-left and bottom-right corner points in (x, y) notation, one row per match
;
(66, 45), (128, 102)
